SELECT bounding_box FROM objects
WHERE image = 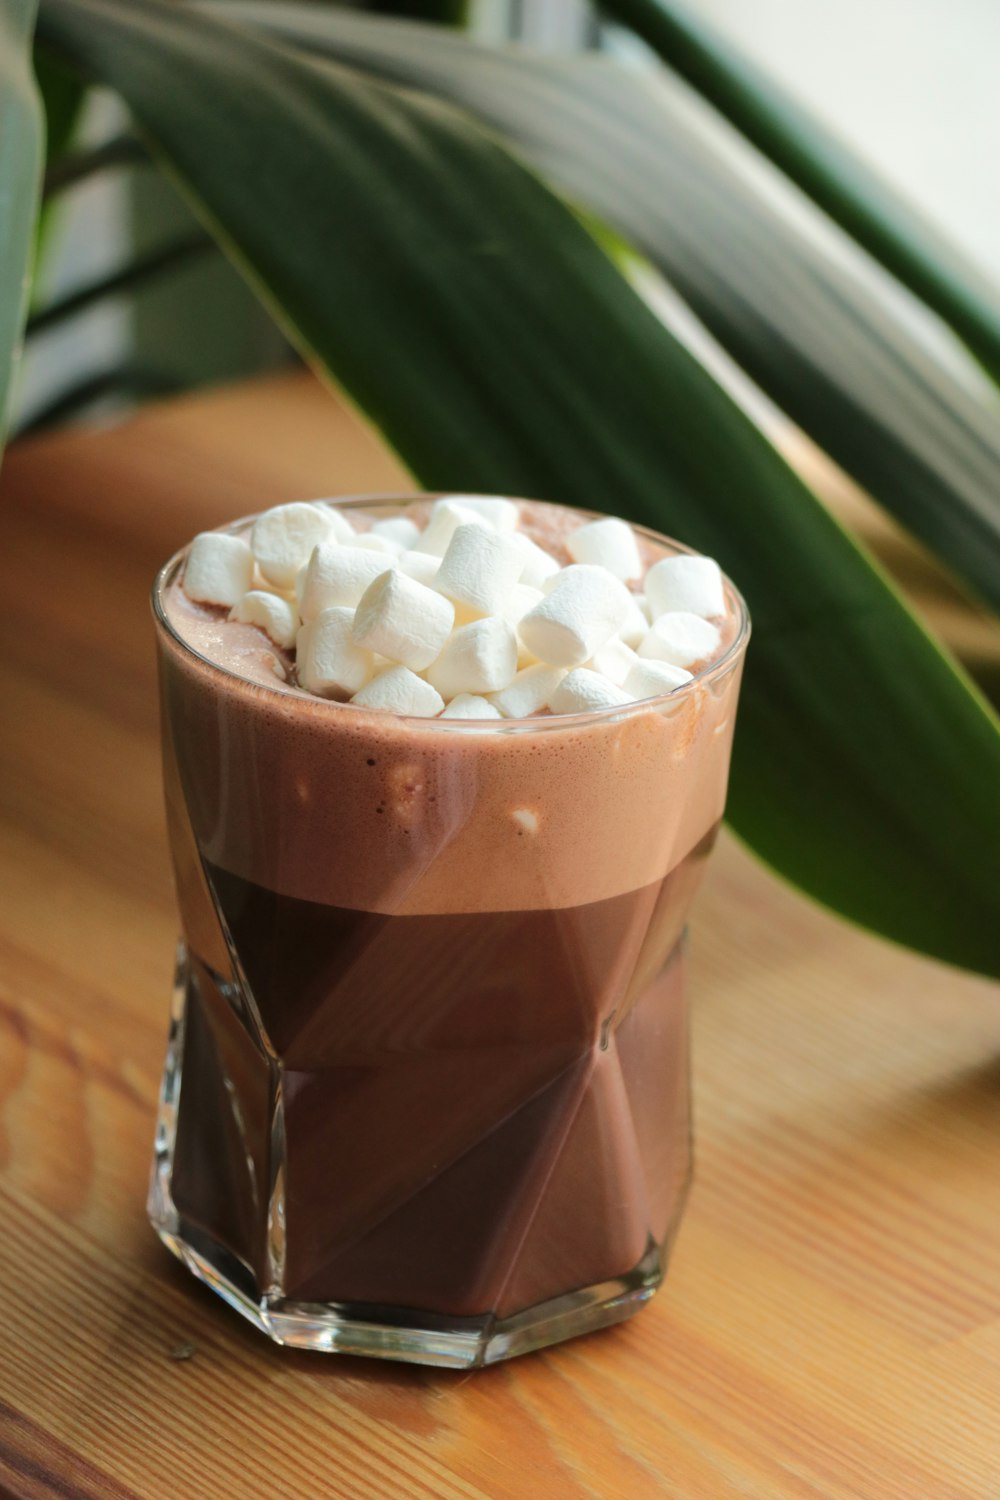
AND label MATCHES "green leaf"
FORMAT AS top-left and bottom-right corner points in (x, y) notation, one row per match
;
(600, 0), (1000, 390)
(209, 4), (1000, 617)
(0, 0), (44, 445)
(36, 0), (1000, 976)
